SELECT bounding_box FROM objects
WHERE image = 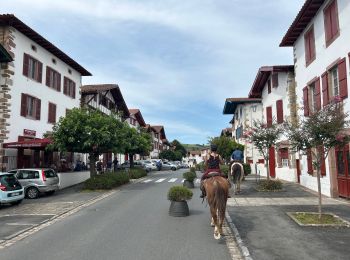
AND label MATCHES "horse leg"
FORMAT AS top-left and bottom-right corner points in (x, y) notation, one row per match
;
(211, 217), (214, 227)
(210, 207), (220, 239)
